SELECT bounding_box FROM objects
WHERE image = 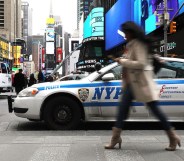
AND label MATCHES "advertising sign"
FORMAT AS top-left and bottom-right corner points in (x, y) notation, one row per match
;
(46, 42), (54, 54)
(46, 28), (55, 41)
(105, 0), (184, 51)
(84, 7), (104, 39)
(105, 0), (132, 50)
